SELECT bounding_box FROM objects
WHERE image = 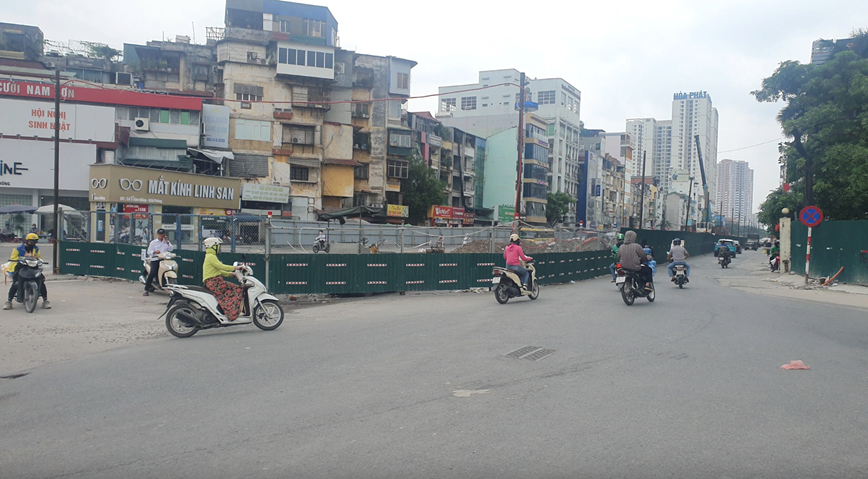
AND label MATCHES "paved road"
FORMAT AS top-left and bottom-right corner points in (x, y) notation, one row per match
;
(2, 251), (867, 478)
